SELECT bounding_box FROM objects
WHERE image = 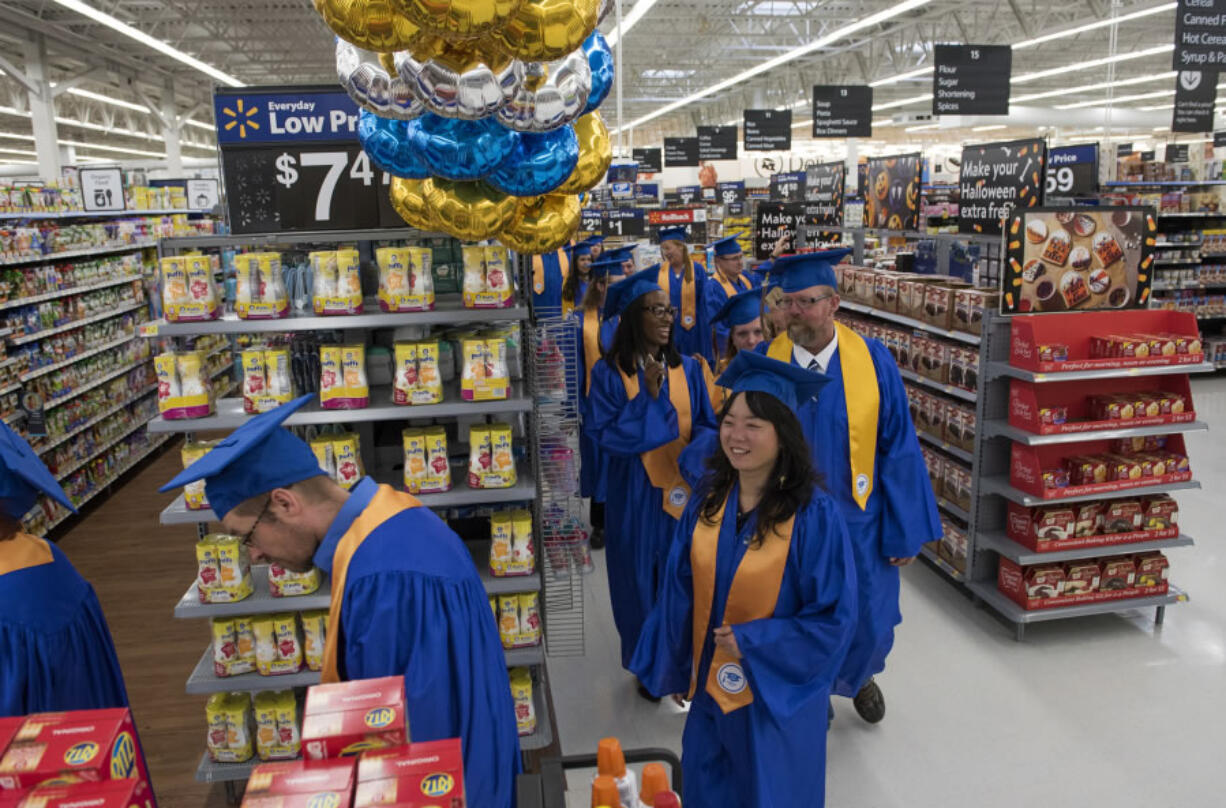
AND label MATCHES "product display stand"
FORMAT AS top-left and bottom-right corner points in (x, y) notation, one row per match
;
(142, 233), (557, 801)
